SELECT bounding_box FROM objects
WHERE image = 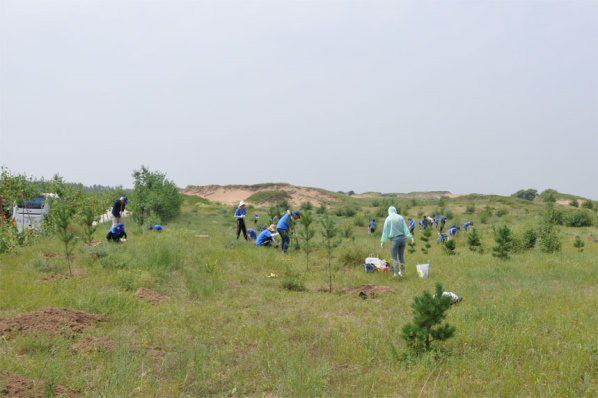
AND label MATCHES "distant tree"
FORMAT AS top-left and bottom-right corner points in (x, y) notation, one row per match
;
(581, 200), (594, 210)
(538, 223), (561, 253)
(539, 189), (558, 203)
(53, 205), (78, 275)
(512, 189), (538, 201)
(348, 190), (355, 196)
(569, 199), (579, 208)
(300, 201), (314, 211)
(563, 209), (594, 227)
(130, 166), (183, 226)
